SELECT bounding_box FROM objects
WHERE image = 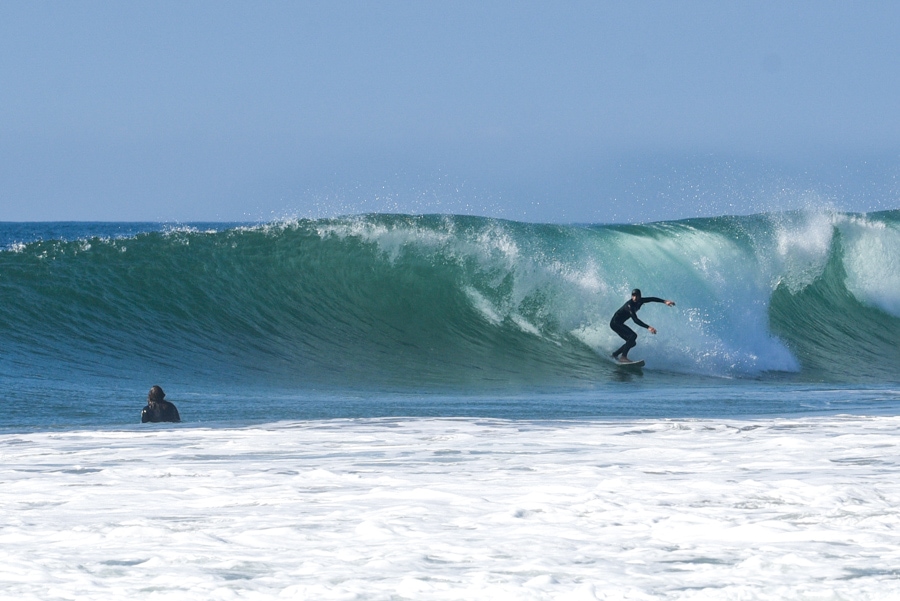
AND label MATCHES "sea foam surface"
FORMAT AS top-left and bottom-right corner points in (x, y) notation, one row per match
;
(3, 416), (900, 600)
